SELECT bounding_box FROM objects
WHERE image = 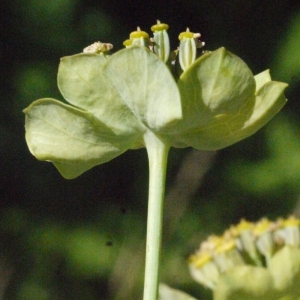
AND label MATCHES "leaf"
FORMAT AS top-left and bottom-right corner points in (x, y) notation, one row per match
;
(159, 283), (198, 300)
(58, 53), (144, 136)
(103, 47), (182, 132)
(24, 99), (136, 179)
